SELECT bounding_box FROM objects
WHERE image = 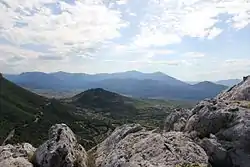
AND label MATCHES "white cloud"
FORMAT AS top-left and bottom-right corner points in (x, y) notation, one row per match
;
(103, 59), (181, 65)
(111, 43), (175, 56)
(0, 0), (127, 58)
(0, 44), (40, 60)
(0, 0), (249, 80)
(117, 0), (129, 5)
(133, 0), (250, 47)
(183, 52), (205, 58)
(133, 30), (181, 47)
(207, 27), (223, 39)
